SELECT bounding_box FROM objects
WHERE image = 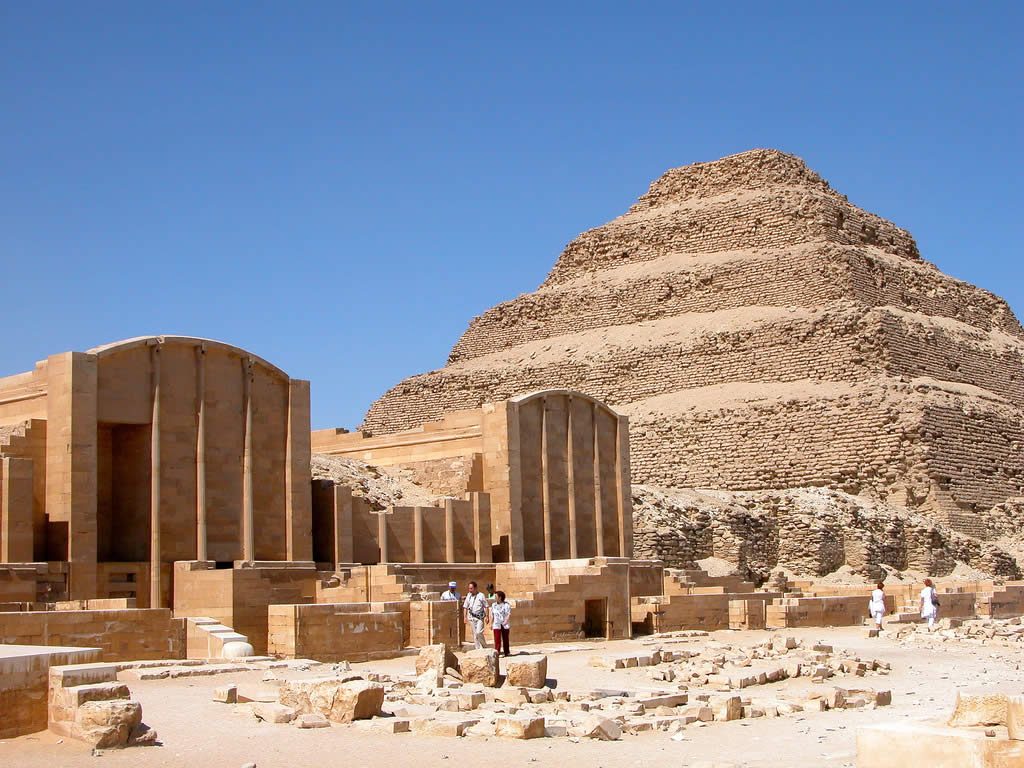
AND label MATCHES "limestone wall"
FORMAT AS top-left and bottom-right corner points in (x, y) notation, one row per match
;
(0, 609), (184, 661)
(267, 601), (406, 662)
